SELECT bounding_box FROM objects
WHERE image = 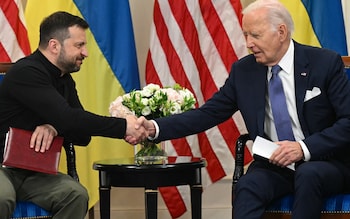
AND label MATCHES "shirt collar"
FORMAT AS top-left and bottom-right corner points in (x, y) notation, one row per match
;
(277, 40), (294, 74)
(33, 49), (62, 78)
